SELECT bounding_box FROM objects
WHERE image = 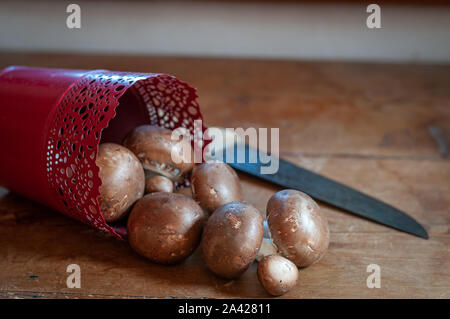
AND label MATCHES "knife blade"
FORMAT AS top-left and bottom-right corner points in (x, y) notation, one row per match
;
(211, 143), (428, 239)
